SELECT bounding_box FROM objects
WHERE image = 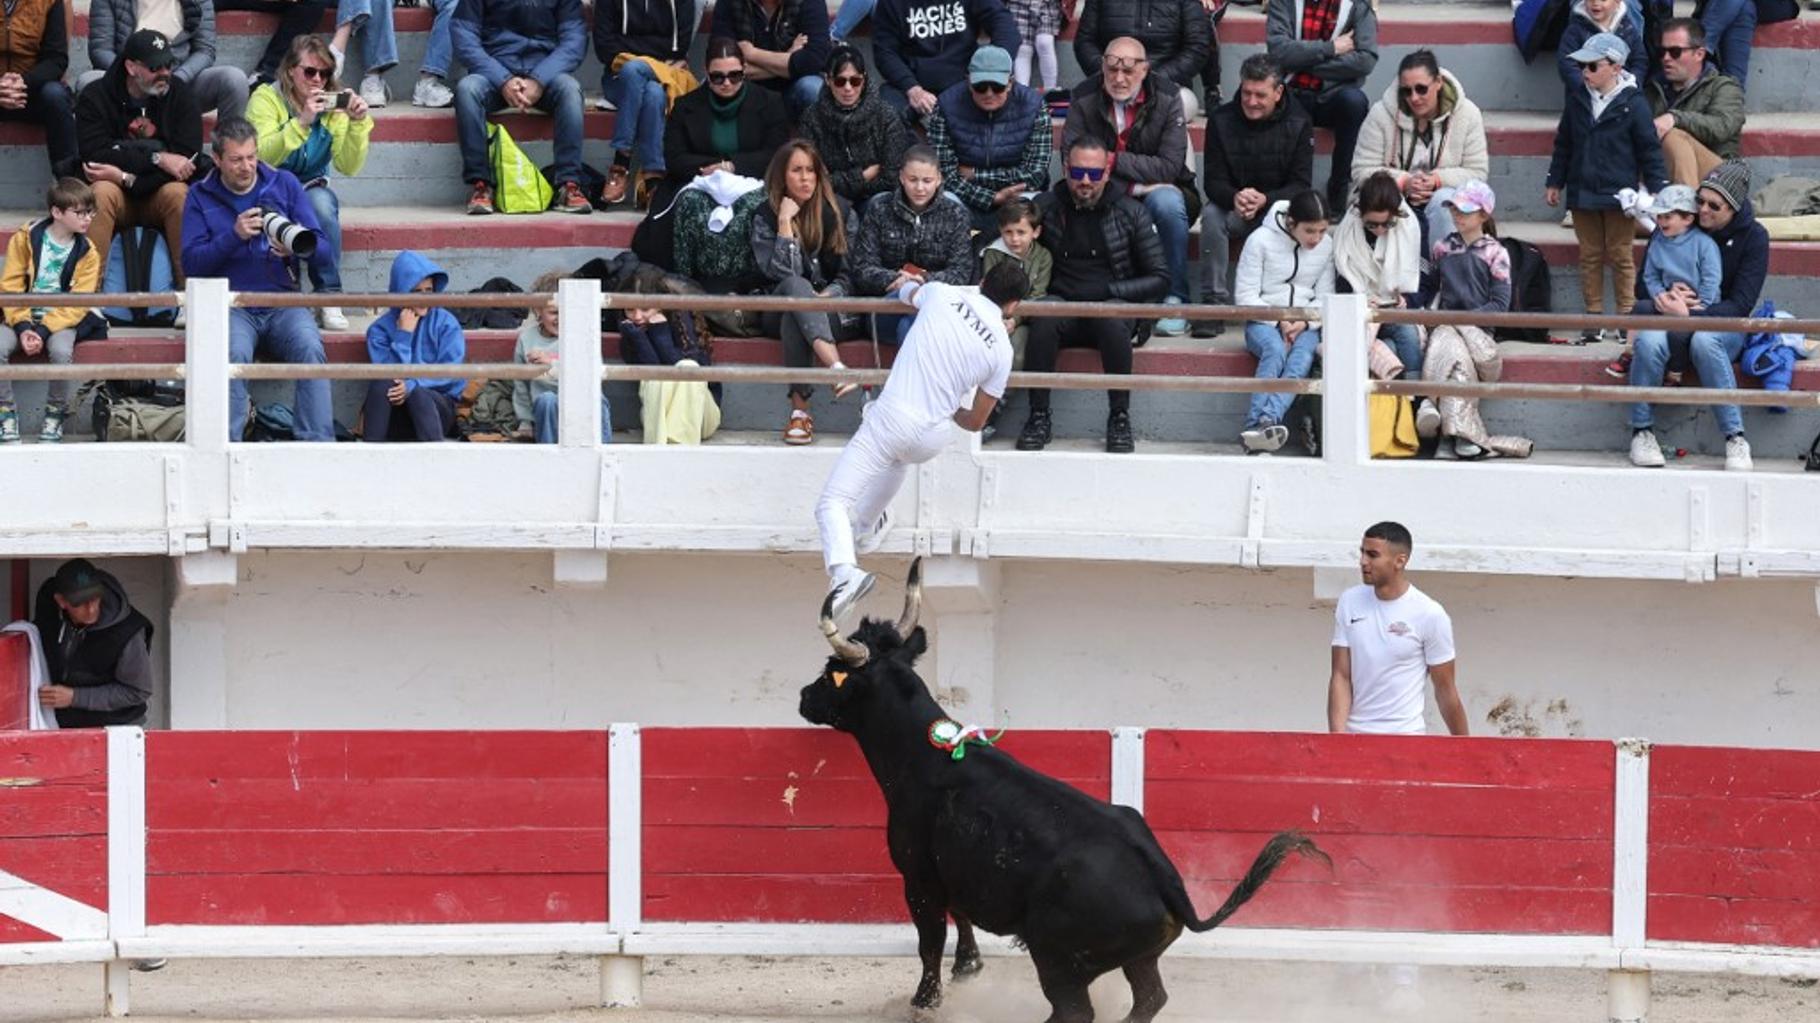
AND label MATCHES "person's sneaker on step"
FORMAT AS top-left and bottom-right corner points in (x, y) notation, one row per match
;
(467, 181), (495, 215)
(1725, 433), (1752, 471)
(557, 181), (593, 214)
(318, 306), (349, 331)
(1582, 327), (1604, 346)
(856, 509), (892, 555)
(1105, 409), (1134, 453)
(1629, 428), (1666, 467)
(601, 160), (632, 205)
(1239, 418), (1287, 454)
(0, 403), (19, 444)
(1605, 349), (1632, 378)
(1190, 318), (1225, 338)
(1414, 399), (1440, 439)
(1154, 296), (1189, 337)
(827, 568), (876, 622)
(39, 403), (67, 443)
(359, 71), (389, 108)
(1015, 409), (1052, 451)
(412, 73), (453, 108)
